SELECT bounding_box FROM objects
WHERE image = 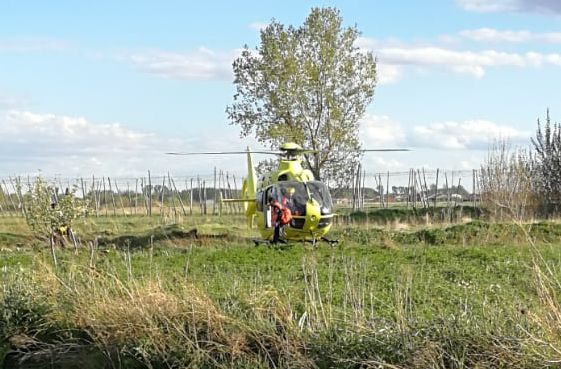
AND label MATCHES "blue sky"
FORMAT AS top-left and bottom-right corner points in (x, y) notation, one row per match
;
(0, 0), (560, 177)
